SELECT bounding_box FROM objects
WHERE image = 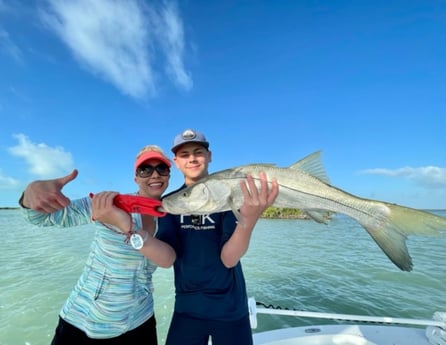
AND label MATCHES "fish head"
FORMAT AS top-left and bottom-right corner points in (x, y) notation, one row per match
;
(161, 179), (233, 215)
